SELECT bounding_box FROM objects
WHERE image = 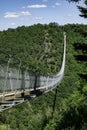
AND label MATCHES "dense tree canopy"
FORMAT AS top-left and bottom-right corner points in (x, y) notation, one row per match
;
(0, 1), (87, 130)
(0, 23), (63, 75)
(0, 23), (87, 130)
